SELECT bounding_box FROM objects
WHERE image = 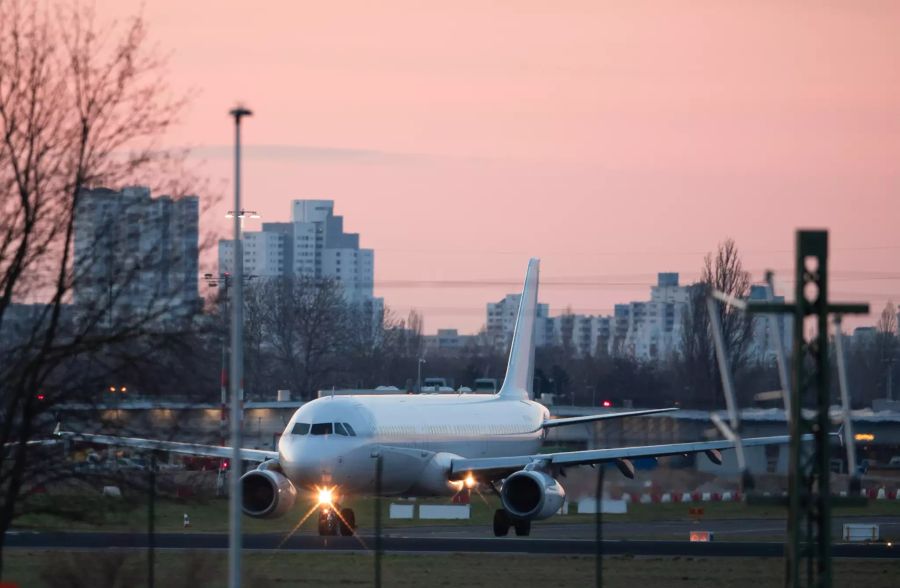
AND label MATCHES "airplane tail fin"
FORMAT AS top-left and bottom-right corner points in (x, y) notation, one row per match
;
(497, 258), (540, 401)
